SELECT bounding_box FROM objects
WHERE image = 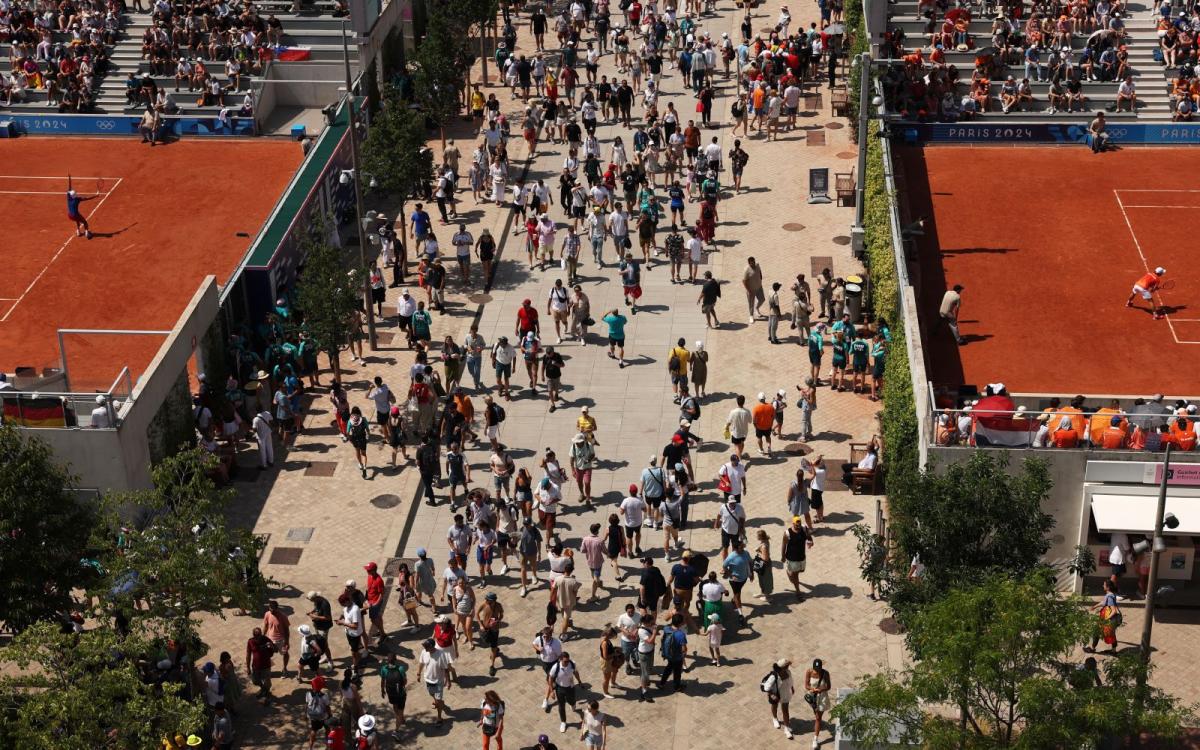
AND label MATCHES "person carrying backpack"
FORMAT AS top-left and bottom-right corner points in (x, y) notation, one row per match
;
(417, 437), (441, 507)
(657, 613), (687, 692)
(297, 624), (328, 679)
(760, 659), (796, 739)
(304, 675), (332, 750)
